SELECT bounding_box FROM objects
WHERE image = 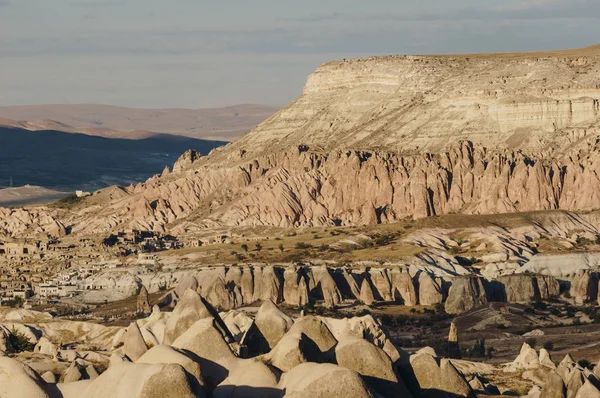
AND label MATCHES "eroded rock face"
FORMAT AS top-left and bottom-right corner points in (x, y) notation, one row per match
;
(137, 285), (151, 315)
(254, 299), (294, 349)
(409, 351), (473, 398)
(444, 276), (487, 314)
(570, 270), (598, 304)
(335, 337), (412, 398)
(417, 272), (443, 306)
(279, 362), (375, 398)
